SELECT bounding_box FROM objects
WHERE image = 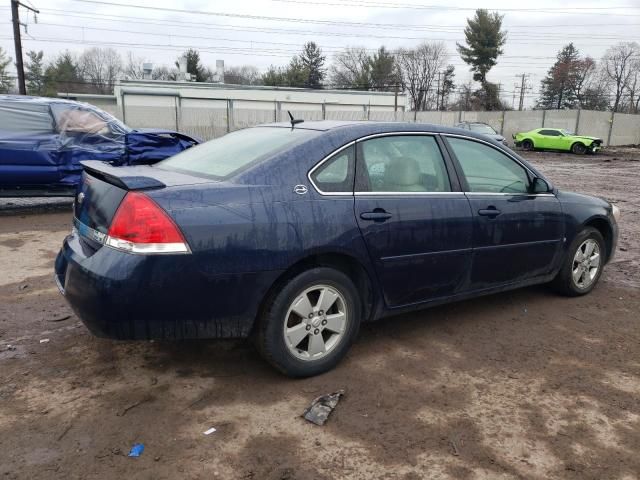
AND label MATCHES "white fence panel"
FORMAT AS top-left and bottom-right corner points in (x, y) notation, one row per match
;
(123, 94), (177, 130)
(502, 111), (544, 143)
(181, 98), (228, 140)
(610, 113), (640, 145)
(543, 110), (578, 132)
(577, 110), (611, 143)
